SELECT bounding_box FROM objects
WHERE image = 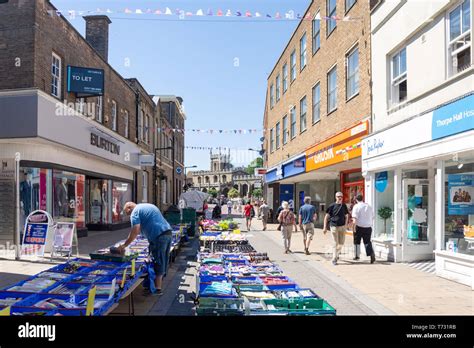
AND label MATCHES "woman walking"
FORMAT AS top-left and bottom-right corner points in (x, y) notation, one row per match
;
(243, 201), (255, 231)
(278, 201), (296, 254)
